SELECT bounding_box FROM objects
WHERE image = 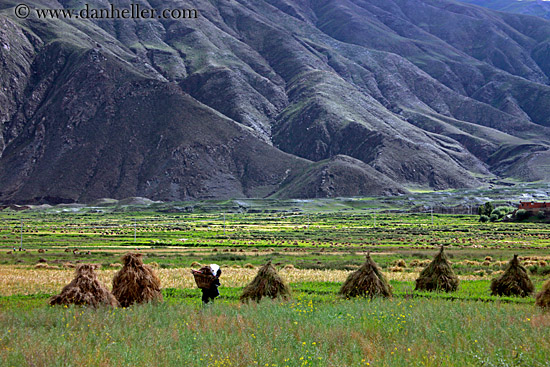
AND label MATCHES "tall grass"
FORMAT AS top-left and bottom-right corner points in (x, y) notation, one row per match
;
(1, 297), (549, 366)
